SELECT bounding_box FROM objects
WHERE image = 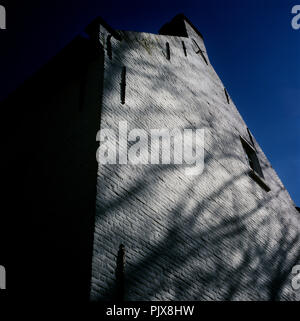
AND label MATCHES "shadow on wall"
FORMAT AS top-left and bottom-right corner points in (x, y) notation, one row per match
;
(1, 35), (104, 302)
(96, 160), (300, 301)
(1, 17), (299, 303)
(91, 27), (300, 302)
